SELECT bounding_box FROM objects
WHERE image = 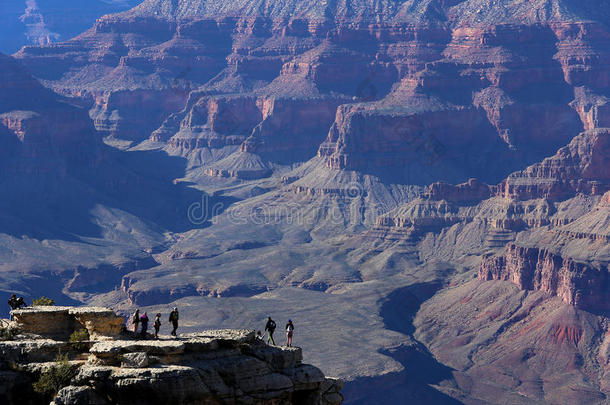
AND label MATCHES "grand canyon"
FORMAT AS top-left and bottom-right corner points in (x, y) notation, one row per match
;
(2, 0), (610, 403)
